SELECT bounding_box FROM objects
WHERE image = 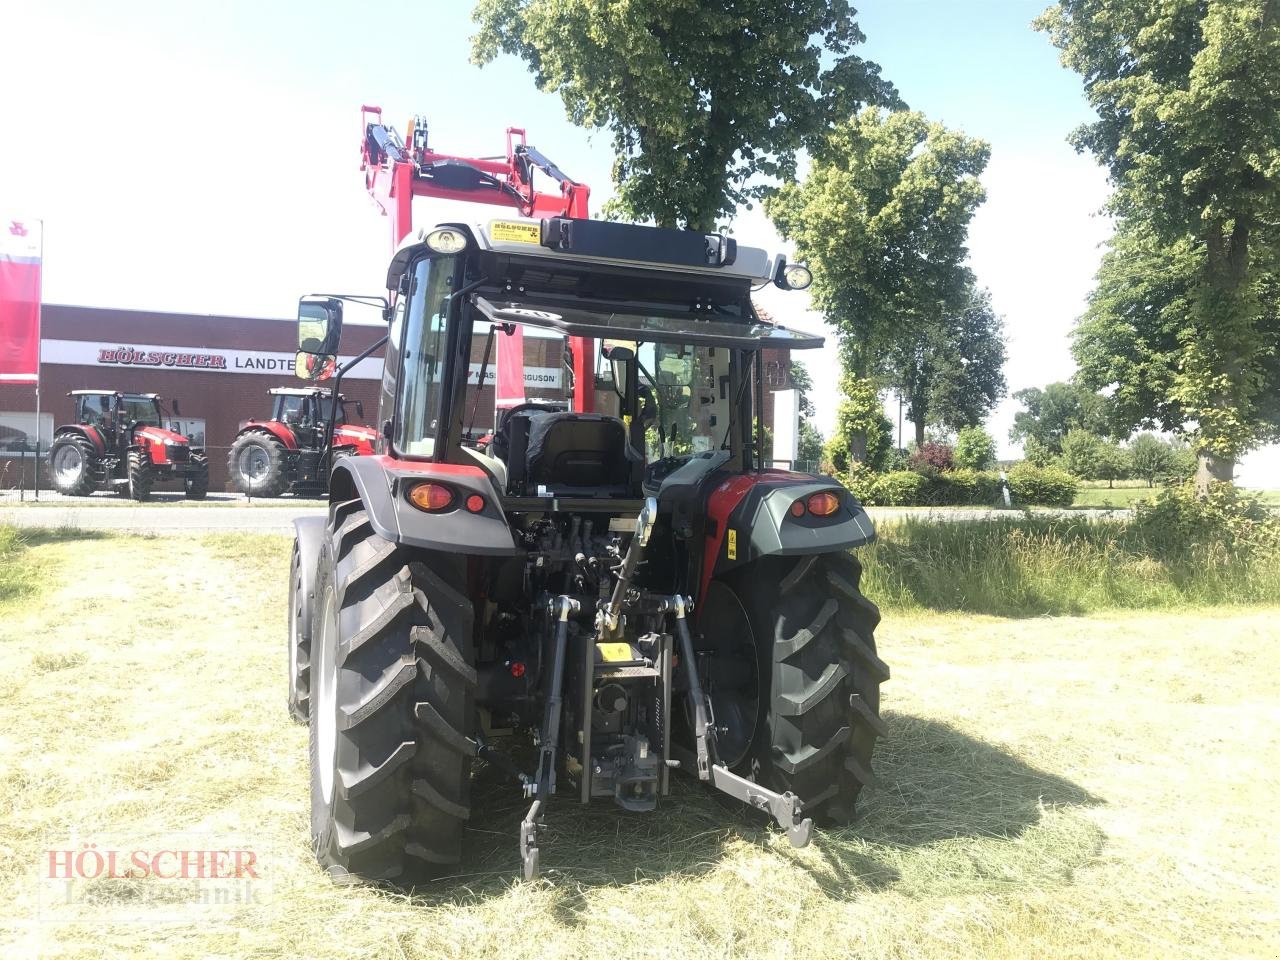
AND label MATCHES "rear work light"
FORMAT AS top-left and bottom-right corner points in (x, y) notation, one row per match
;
(407, 482), (455, 512)
(425, 227), (468, 254)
